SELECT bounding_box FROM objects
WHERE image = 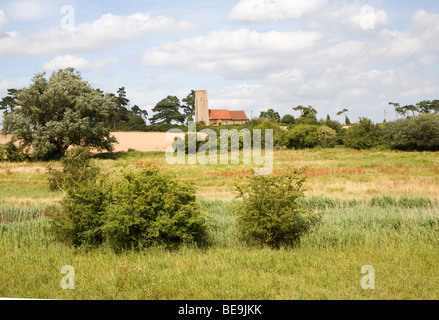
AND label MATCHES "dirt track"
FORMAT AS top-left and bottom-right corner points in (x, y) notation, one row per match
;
(0, 132), (184, 153)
